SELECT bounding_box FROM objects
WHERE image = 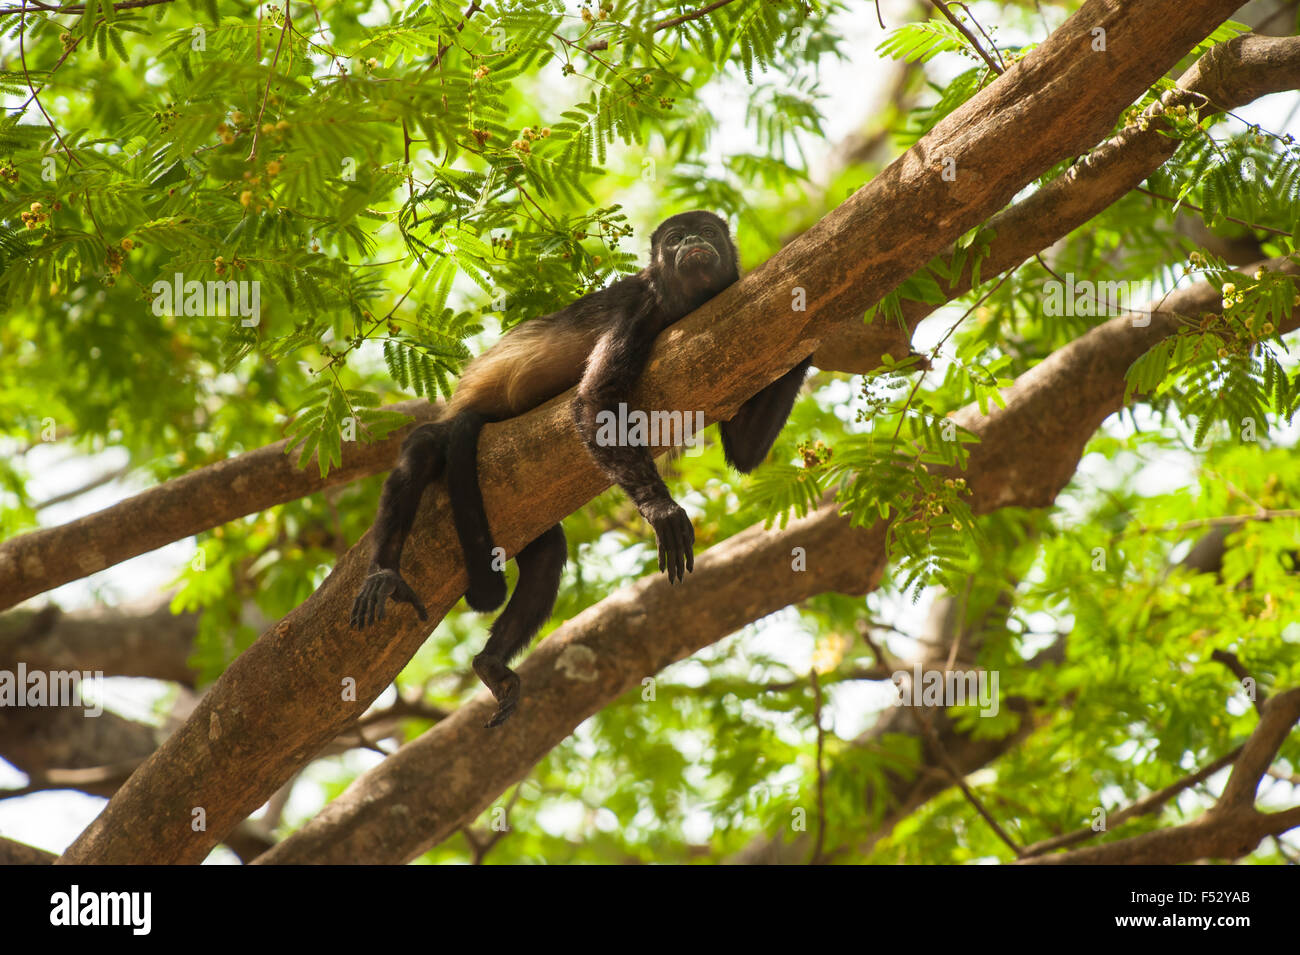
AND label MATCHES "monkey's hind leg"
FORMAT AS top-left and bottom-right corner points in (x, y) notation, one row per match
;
(446, 410), (508, 612)
(473, 523), (567, 728)
(352, 421), (448, 629)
